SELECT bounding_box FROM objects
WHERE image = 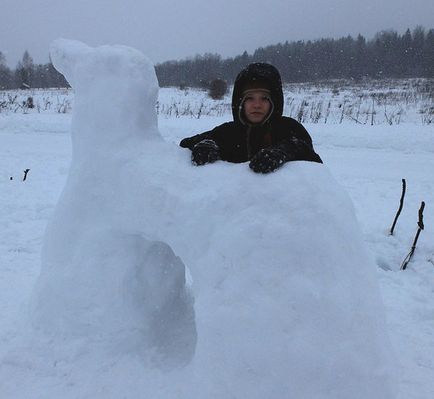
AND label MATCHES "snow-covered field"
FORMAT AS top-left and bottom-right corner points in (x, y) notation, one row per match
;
(1, 81), (434, 398)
